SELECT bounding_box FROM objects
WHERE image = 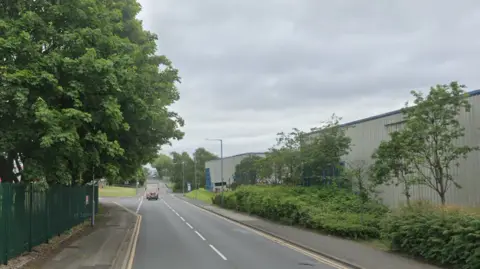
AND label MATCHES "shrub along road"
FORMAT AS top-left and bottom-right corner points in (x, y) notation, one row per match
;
(210, 185), (480, 269)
